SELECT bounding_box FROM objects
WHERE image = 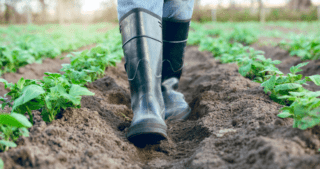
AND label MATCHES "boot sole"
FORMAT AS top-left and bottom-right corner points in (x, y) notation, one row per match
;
(126, 122), (167, 146)
(166, 107), (192, 122)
